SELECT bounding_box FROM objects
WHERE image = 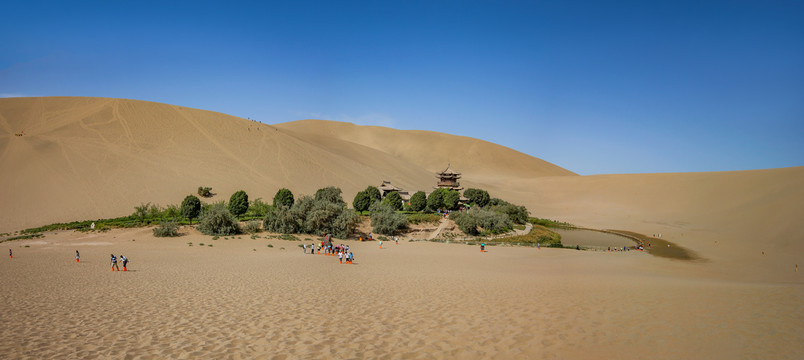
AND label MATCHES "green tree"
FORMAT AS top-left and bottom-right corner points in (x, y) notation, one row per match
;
(427, 189), (445, 211)
(382, 191), (404, 211)
(133, 202), (150, 223)
(409, 191), (427, 212)
(181, 195), (201, 224)
(364, 186), (382, 203)
(273, 188), (294, 208)
(315, 186), (345, 205)
(164, 204), (180, 220)
(464, 188), (490, 208)
(228, 190), (249, 217)
(246, 198), (271, 217)
(443, 189), (461, 211)
(353, 191), (372, 212)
